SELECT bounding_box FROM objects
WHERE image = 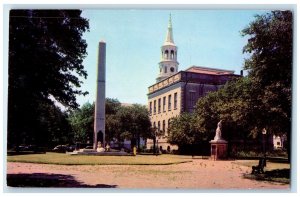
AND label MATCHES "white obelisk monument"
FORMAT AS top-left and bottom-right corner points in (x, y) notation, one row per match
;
(93, 40), (106, 150)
